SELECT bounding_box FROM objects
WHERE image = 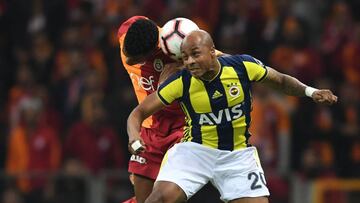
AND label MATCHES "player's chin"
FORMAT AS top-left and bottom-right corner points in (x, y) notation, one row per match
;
(190, 71), (202, 78)
(188, 69), (201, 77)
